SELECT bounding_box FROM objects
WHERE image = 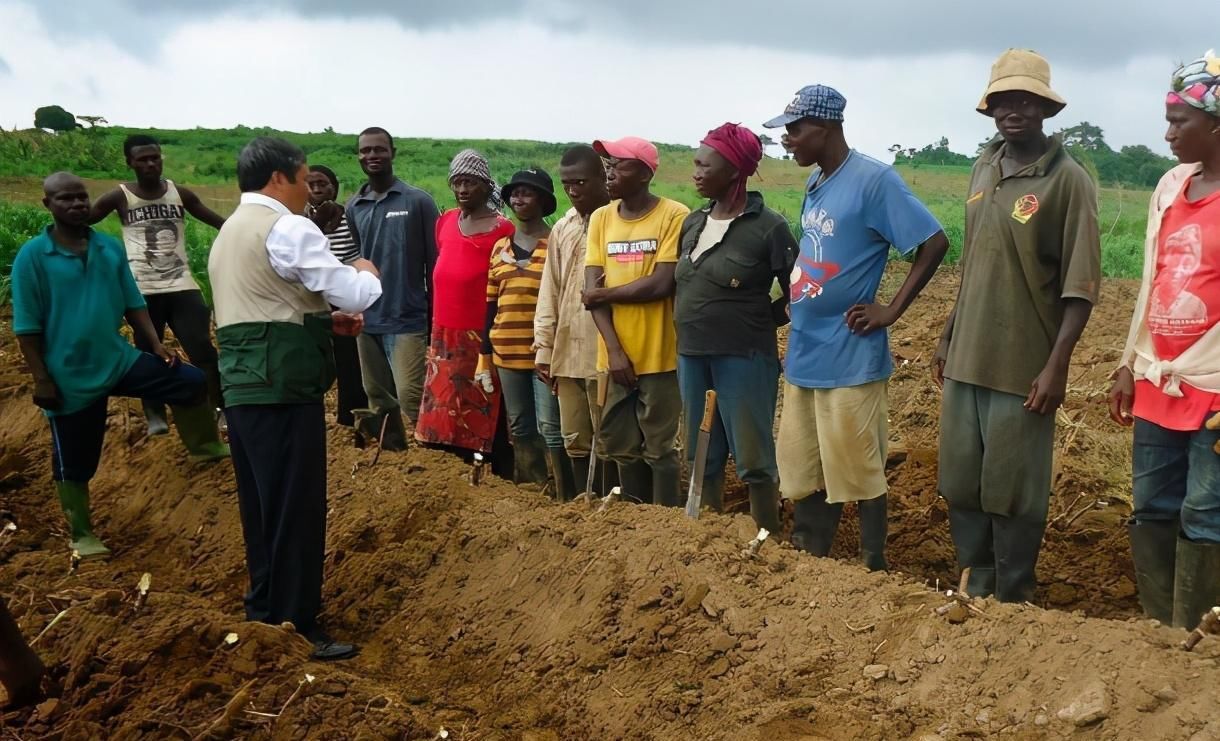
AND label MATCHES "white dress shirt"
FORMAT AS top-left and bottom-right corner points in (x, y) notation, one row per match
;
(239, 192), (382, 314)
